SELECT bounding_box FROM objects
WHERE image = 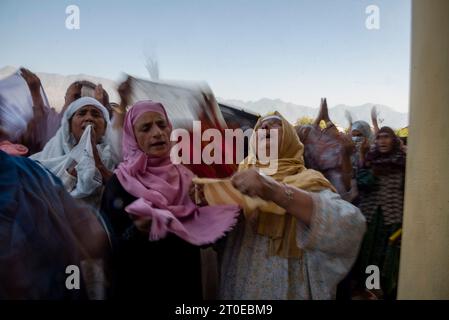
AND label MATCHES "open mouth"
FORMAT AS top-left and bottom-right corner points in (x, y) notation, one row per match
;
(150, 141), (167, 148)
